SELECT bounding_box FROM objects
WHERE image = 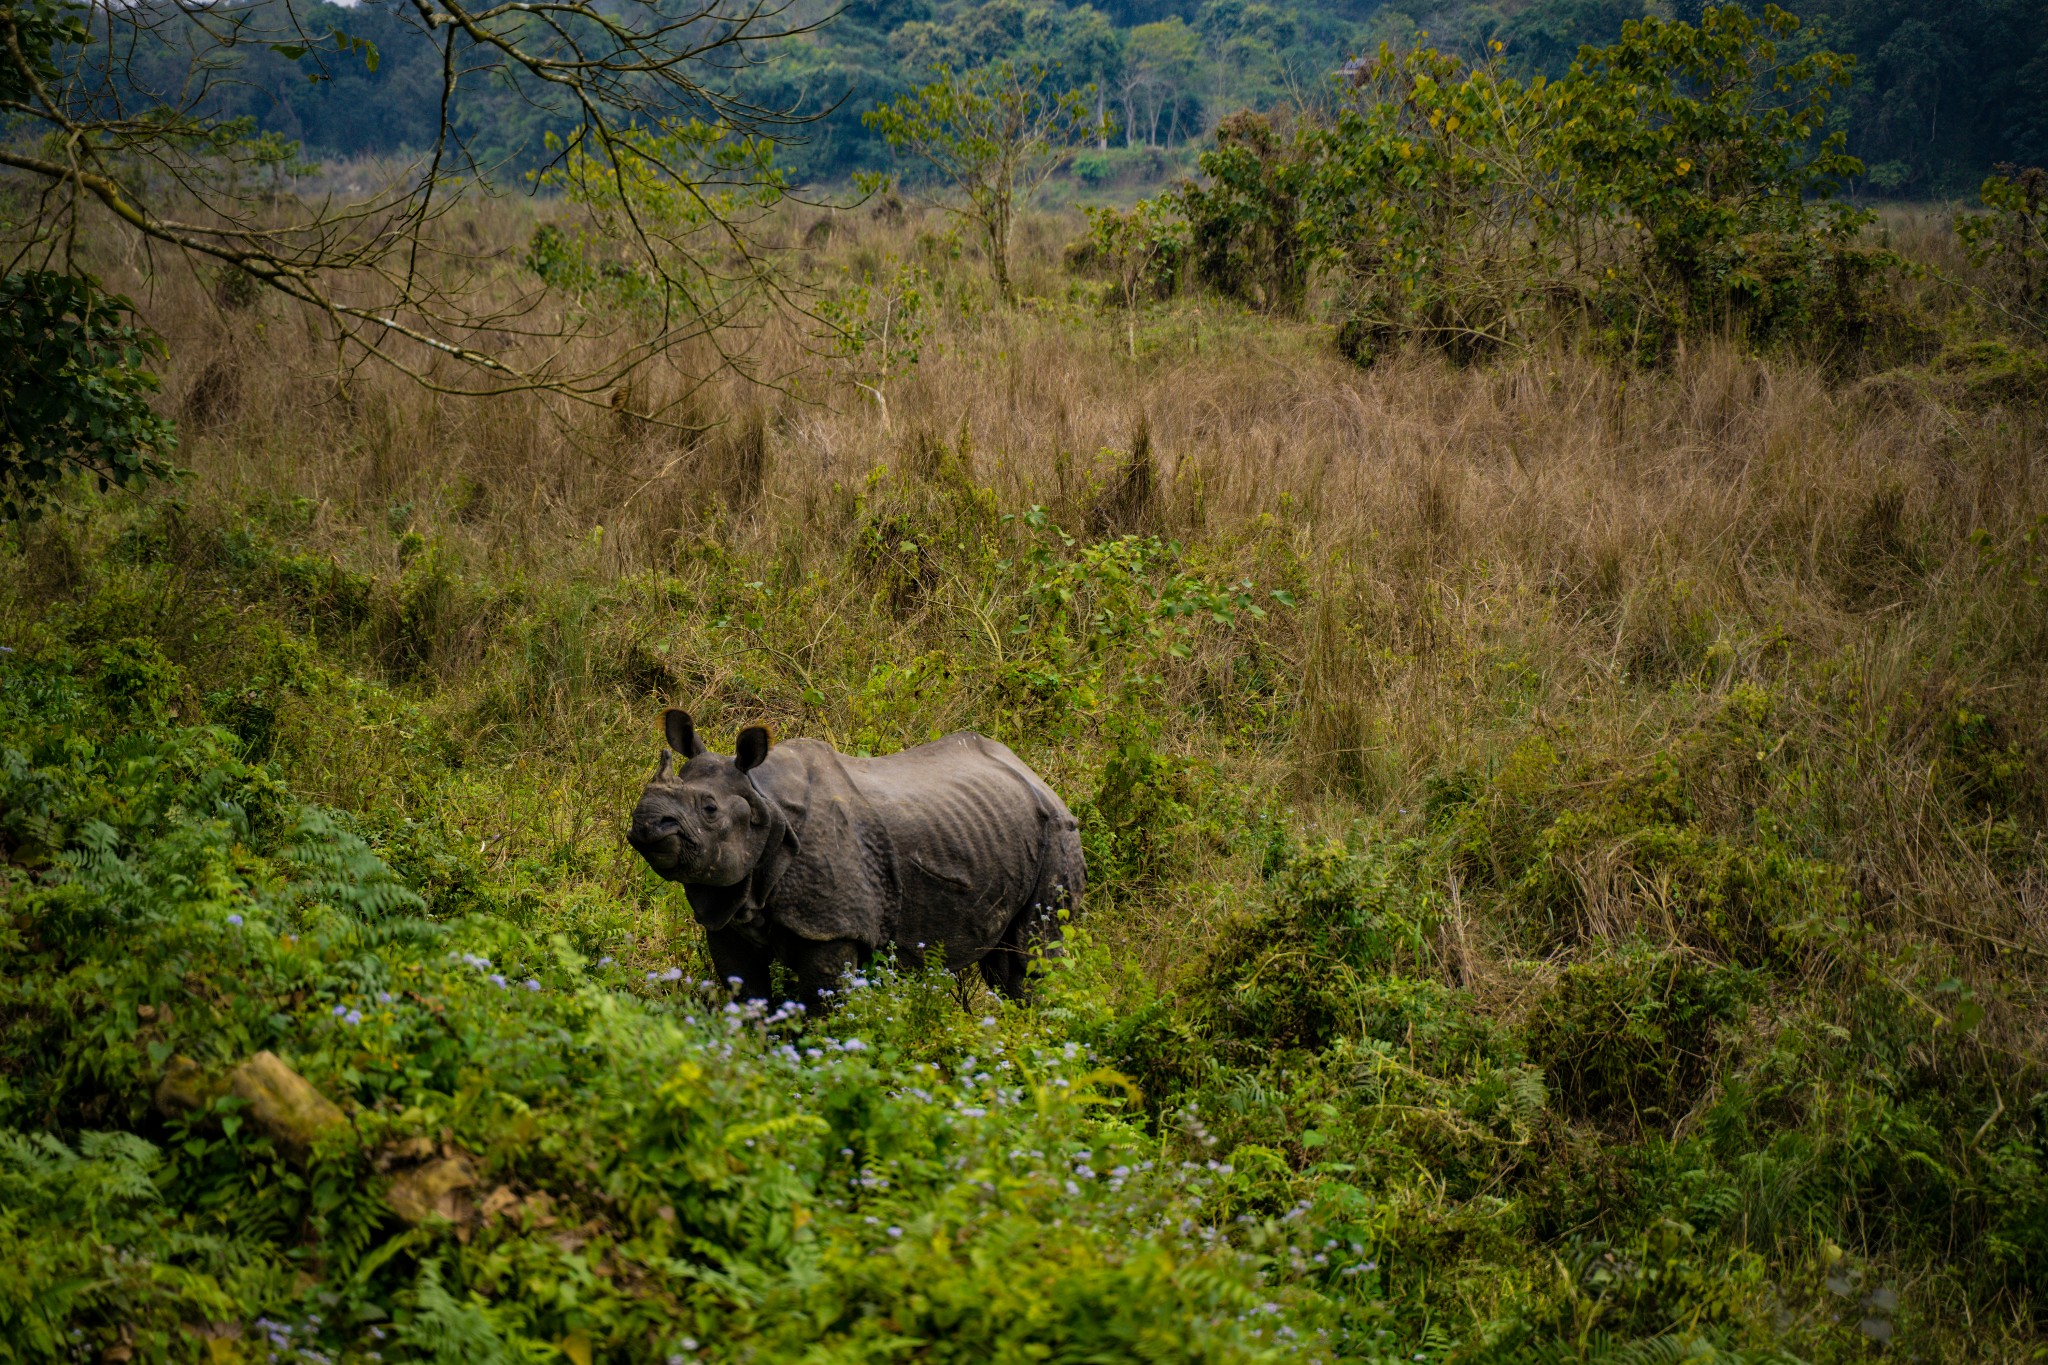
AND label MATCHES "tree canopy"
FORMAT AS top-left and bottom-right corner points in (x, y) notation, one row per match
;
(7, 0), (2034, 194)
